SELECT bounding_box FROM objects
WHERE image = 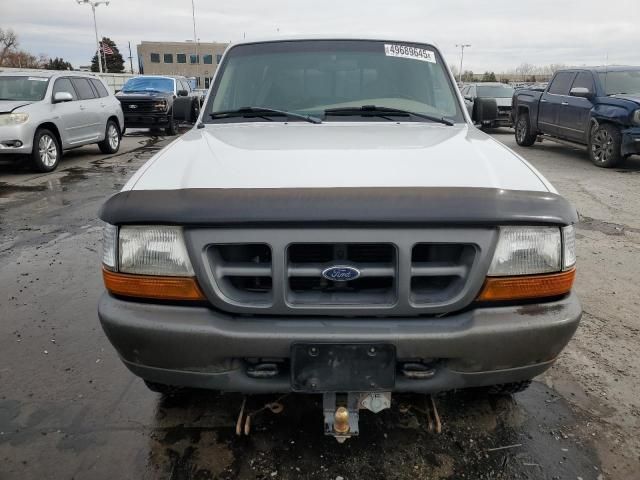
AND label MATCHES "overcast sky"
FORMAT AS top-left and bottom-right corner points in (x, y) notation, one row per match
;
(2, 0), (639, 72)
